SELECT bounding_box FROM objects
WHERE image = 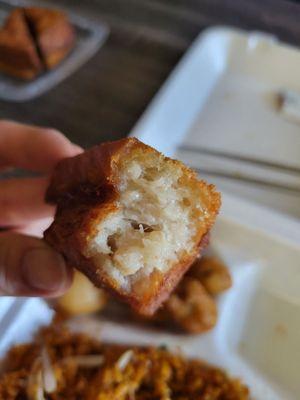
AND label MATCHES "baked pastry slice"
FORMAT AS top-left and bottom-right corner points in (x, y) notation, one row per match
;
(24, 7), (75, 69)
(44, 138), (221, 315)
(0, 9), (42, 79)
